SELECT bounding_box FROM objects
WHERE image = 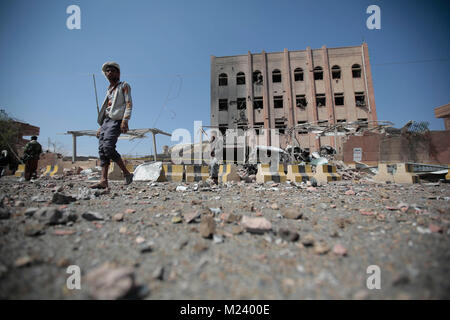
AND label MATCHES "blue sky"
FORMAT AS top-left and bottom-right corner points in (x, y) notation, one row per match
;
(1, 0), (449, 157)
